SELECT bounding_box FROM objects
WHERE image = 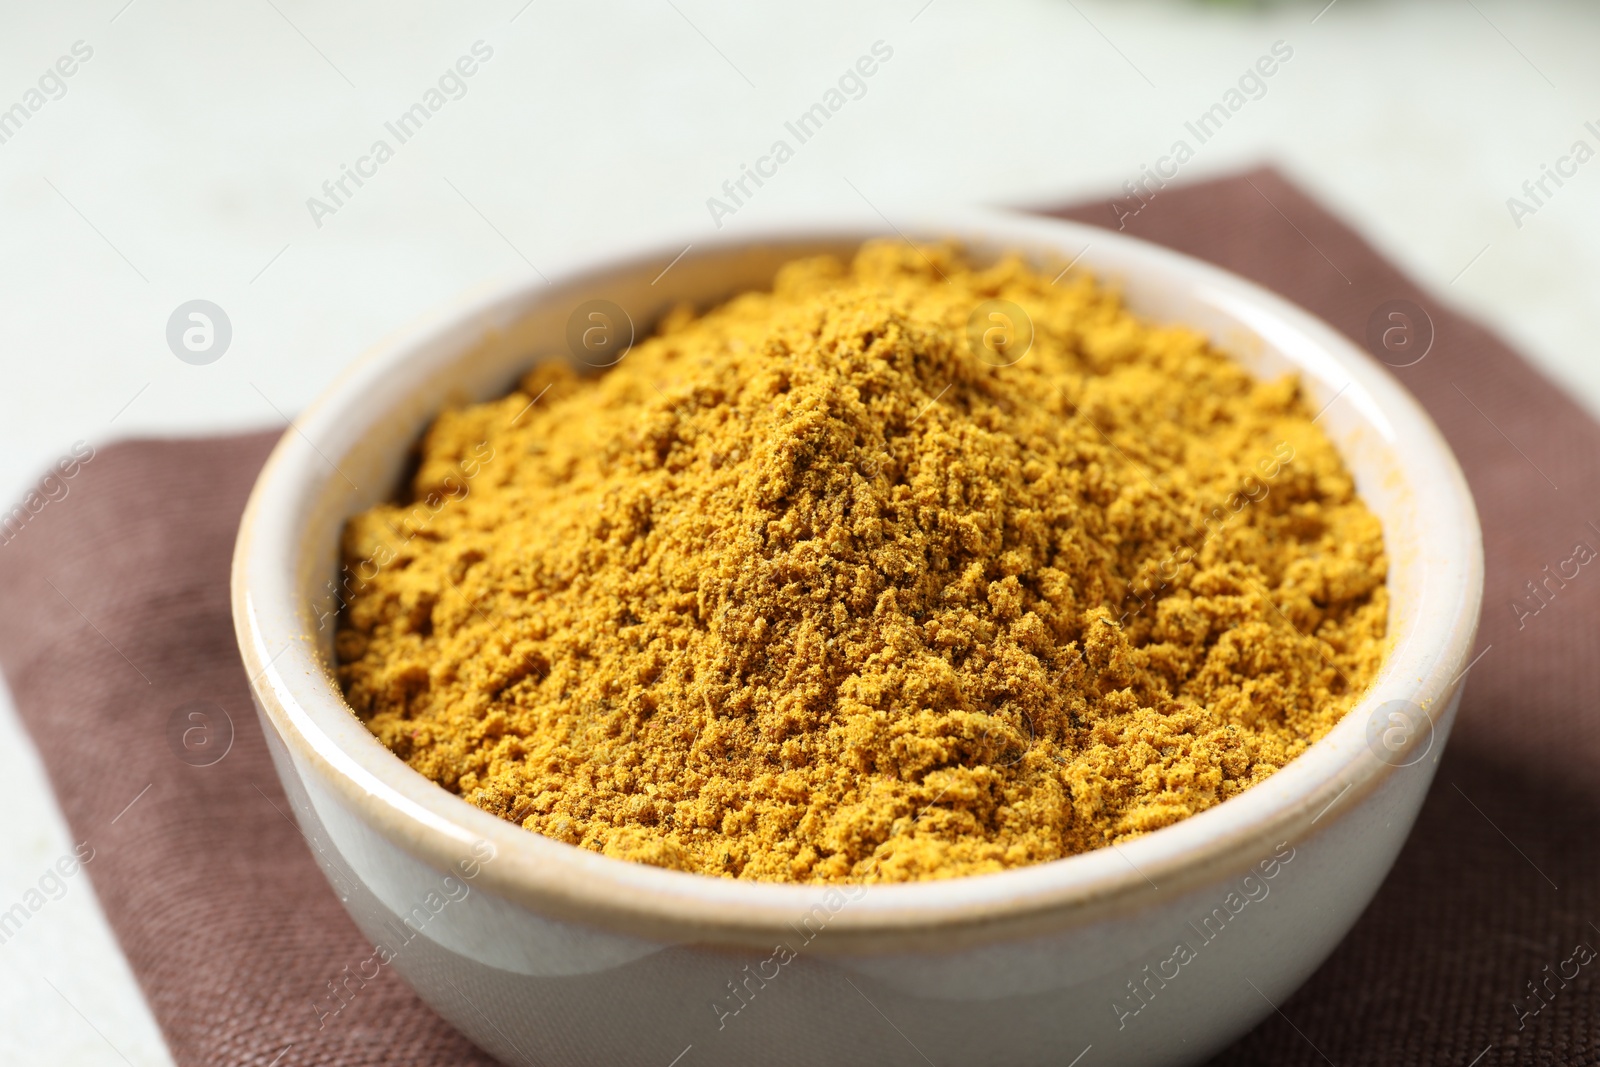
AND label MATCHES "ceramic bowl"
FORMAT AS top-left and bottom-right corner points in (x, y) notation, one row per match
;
(232, 207), (1482, 1067)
